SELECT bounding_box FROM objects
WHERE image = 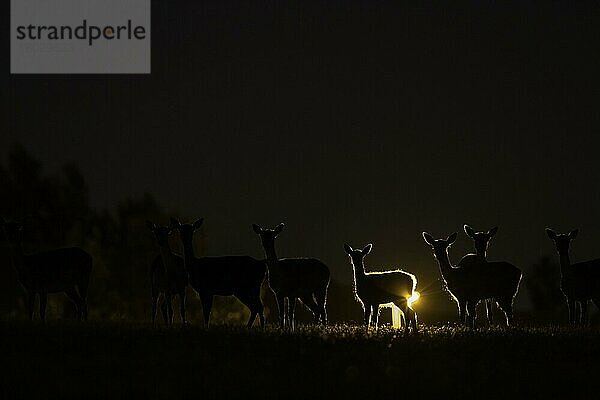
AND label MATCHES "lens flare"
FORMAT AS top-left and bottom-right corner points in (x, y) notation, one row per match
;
(408, 291), (420, 307)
